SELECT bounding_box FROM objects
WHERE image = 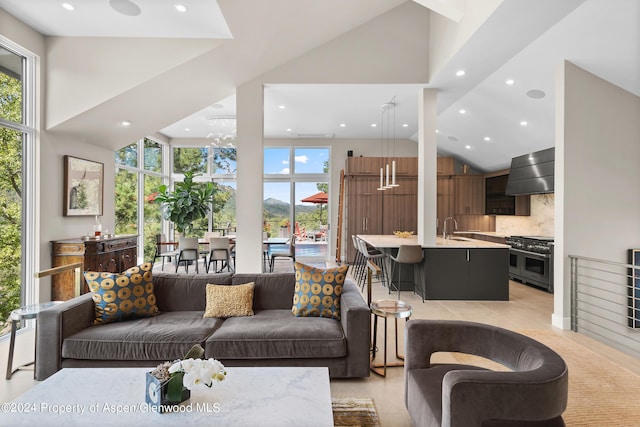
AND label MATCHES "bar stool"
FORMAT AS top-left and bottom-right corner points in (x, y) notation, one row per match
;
(351, 235), (366, 287)
(390, 245), (424, 301)
(356, 237), (388, 289)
